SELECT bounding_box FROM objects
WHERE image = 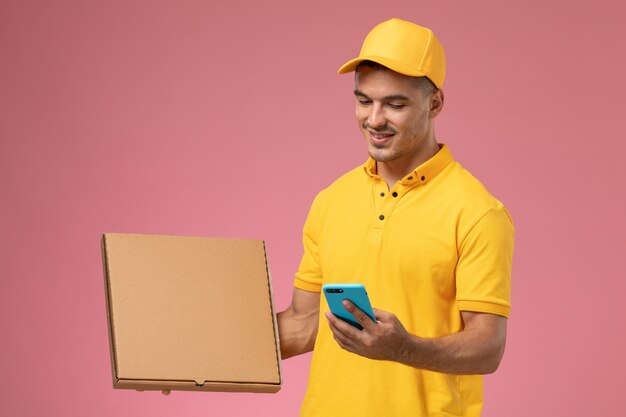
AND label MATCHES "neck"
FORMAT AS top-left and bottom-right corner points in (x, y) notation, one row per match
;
(377, 140), (440, 189)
